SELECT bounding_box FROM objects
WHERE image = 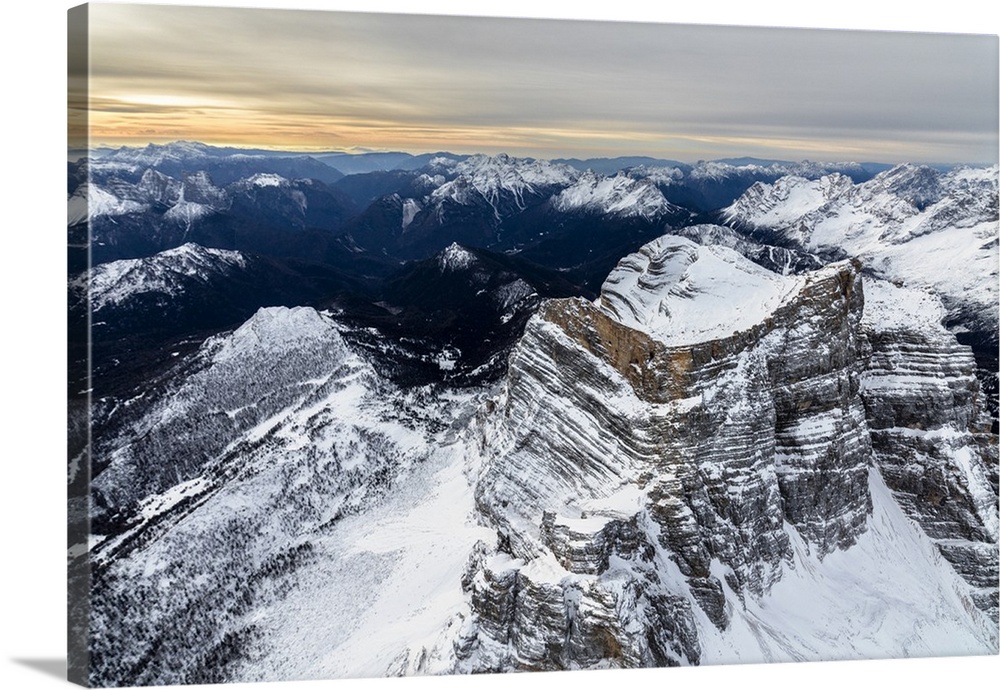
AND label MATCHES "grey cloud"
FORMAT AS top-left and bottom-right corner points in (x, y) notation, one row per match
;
(87, 5), (998, 163)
